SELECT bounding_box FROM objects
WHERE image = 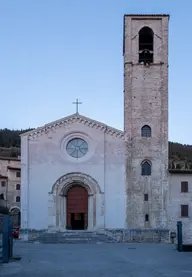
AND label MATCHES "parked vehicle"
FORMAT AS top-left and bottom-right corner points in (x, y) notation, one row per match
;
(12, 226), (19, 238)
